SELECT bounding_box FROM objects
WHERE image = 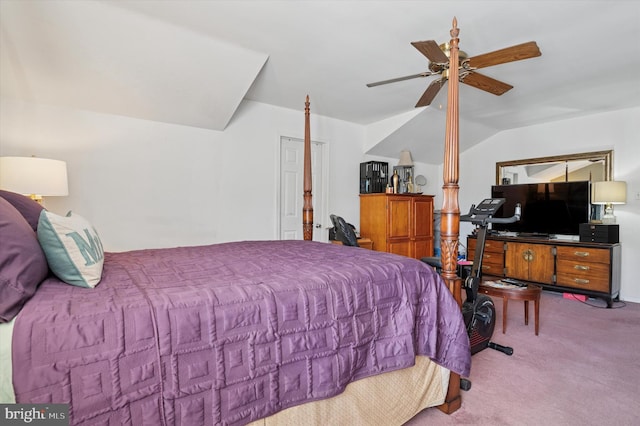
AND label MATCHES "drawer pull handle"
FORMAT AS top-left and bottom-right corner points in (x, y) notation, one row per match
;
(574, 251), (590, 257)
(574, 278), (590, 285)
(574, 265), (590, 271)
